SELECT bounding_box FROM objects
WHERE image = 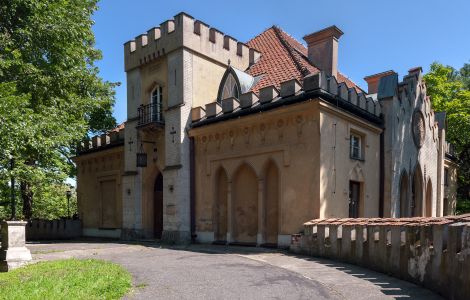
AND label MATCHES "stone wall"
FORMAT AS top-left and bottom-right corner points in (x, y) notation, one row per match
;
(290, 216), (470, 300)
(25, 219), (82, 241)
(378, 68), (442, 217)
